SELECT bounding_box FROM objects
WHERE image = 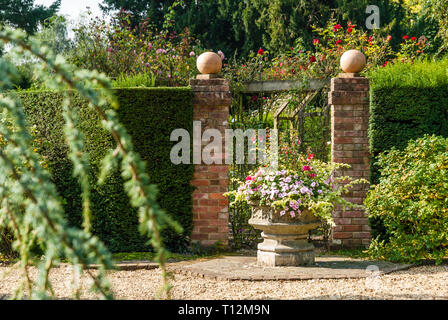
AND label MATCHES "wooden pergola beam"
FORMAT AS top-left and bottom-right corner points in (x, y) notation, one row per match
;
(242, 79), (329, 93)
